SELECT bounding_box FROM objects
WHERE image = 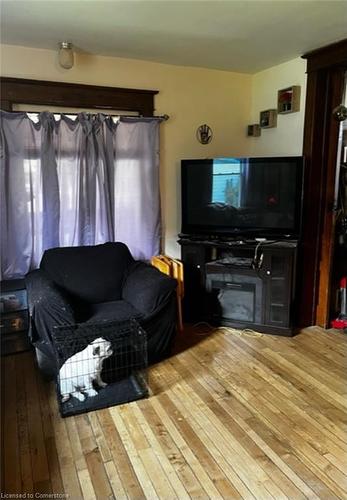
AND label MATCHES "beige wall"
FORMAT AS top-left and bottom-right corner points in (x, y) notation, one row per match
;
(0, 45), (307, 257)
(0, 44), (253, 257)
(248, 57), (307, 156)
